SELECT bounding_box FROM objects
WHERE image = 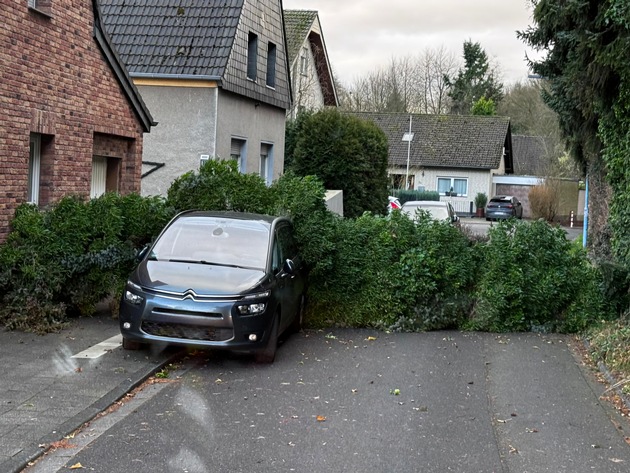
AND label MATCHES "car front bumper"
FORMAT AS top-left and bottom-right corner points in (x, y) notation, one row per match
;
(119, 291), (275, 351)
